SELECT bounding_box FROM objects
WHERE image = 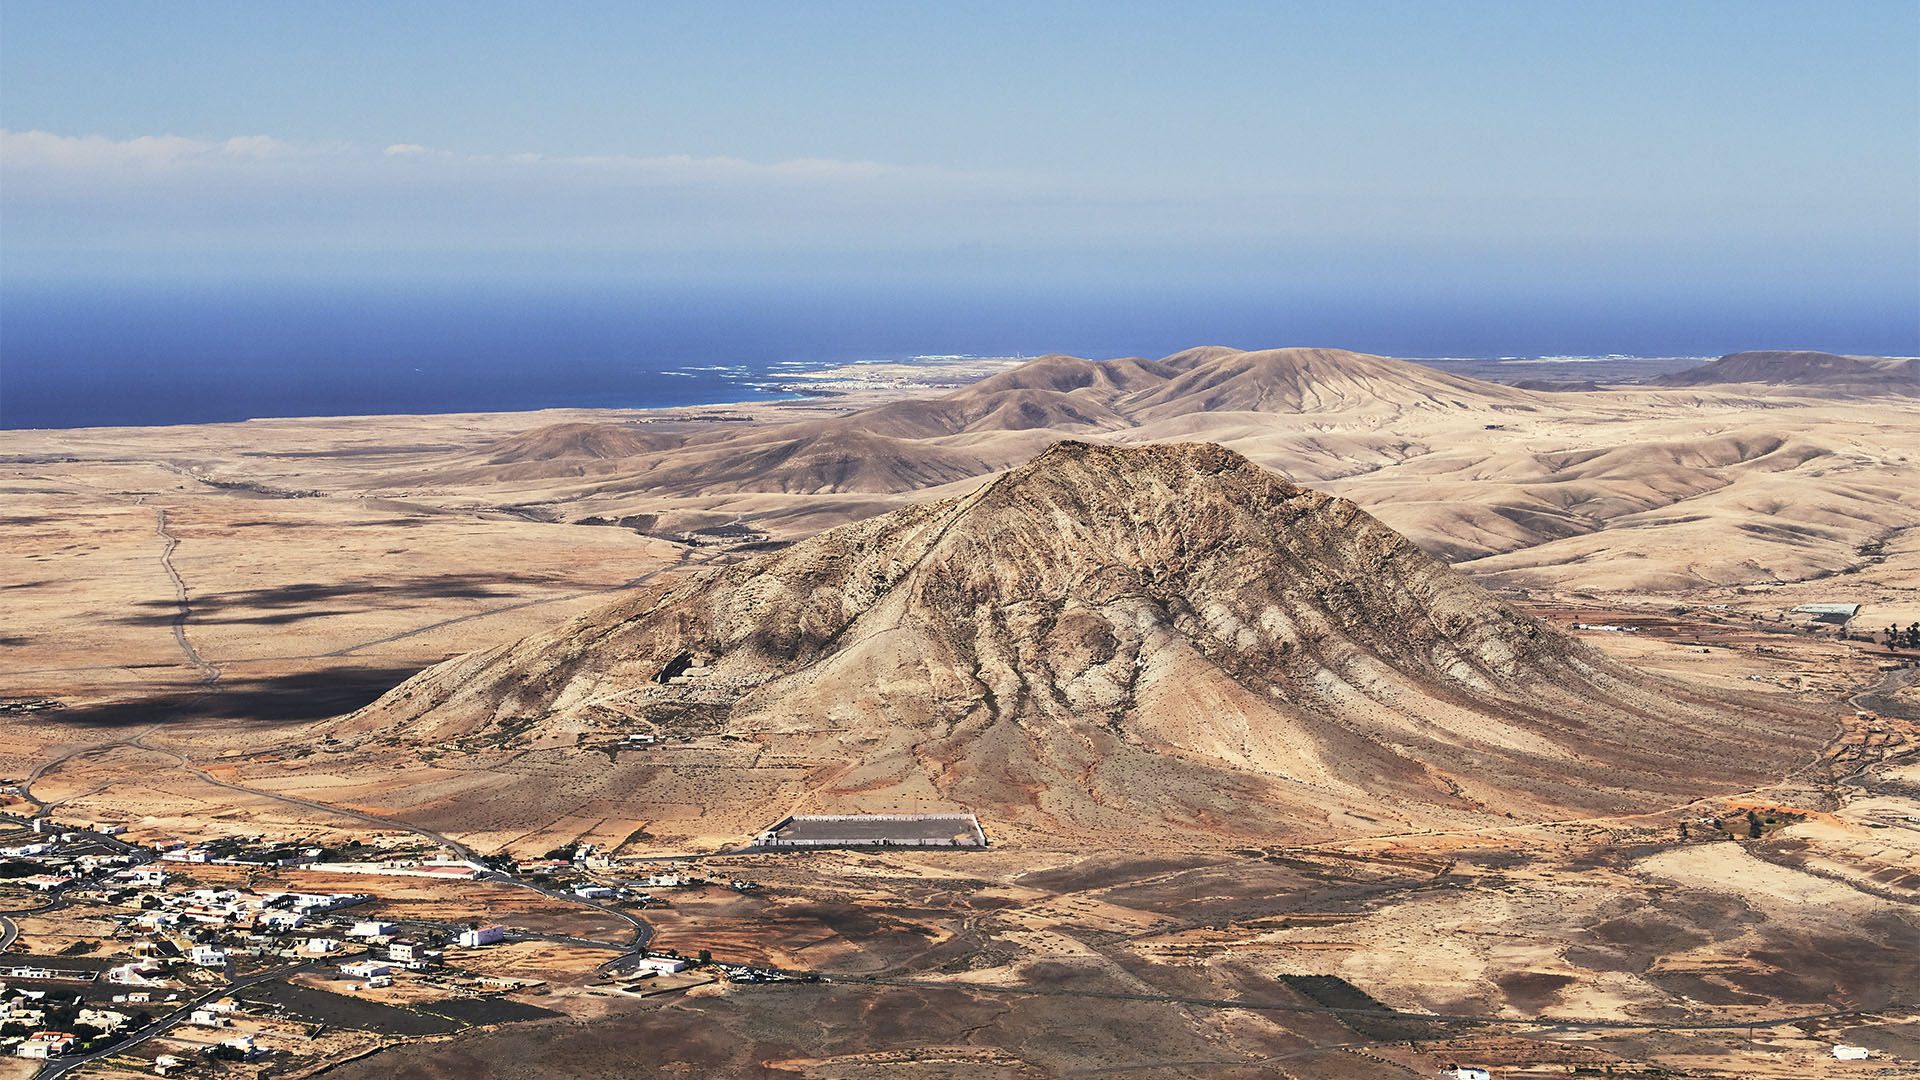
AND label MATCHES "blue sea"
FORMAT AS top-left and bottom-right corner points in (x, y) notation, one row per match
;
(3, 278), (1915, 430)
